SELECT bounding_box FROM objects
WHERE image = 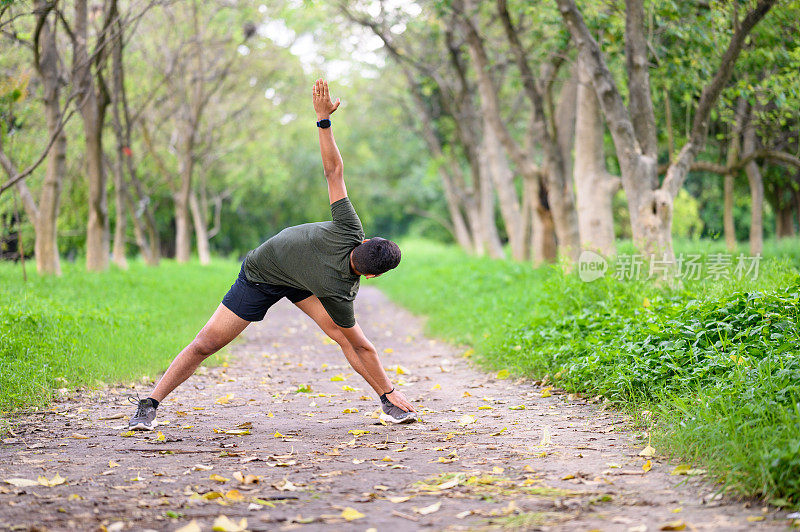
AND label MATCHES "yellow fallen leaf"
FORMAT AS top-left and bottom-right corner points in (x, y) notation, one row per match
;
(272, 478), (301, 491)
(383, 348), (394, 354)
(202, 491), (223, 500)
(120, 431), (136, 437)
(215, 393), (234, 405)
(389, 495), (411, 503)
(340, 507), (365, 521)
(746, 516), (764, 522)
(330, 373), (346, 382)
(156, 431), (166, 442)
(562, 474), (575, 480)
(490, 427), (507, 436)
(193, 464), (213, 471)
(509, 404), (526, 410)
(232, 471), (259, 485)
(342, 385), (357, 391)
(342, 408), (359, 414)
(67, 493), (83, 501)
(462, 391), (471, 397)
(415, 500), (442, 515)
(393, 364), (409, 375)
(492, 466), (504, 474)
(348, 430), (370, 437)
(643, 460), (652, 472)
(639, 445), (656, 457)
(381, 456), (393, 462)
(212, 515), (247, 532)
(71, 433), (89, 439)
(539, 427), (551, 446)
(175, 521), (202, 532)
(4, 478), (39, 487)
(463, 348), (474, 357)
(267, 412), (274, 418)
(643, 297), (651, 308)
(273, 432), (285, 438)
(659, 520), (685, 531)
(496, 369), (510, 380)
(209, 474), (230, 483)
(432, 384), (441, 390)
(523, 465), (536, 472)
(225, 489), (245, 501)
(37, 473), (66, 487)
(478, 405), (493, 410)
(541, 386), (553, 398)
(672, 507), (682, 513)
(458, 414), (476, 426)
